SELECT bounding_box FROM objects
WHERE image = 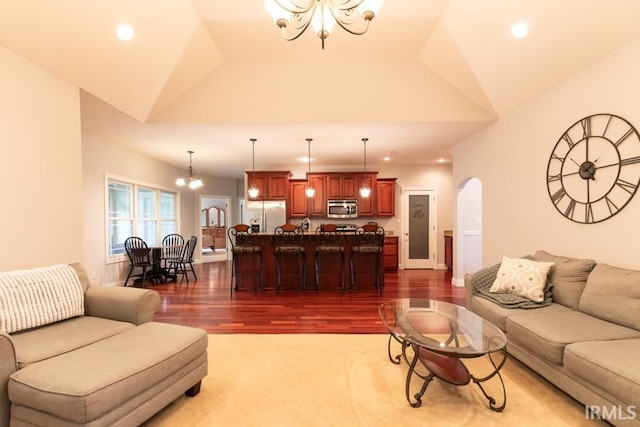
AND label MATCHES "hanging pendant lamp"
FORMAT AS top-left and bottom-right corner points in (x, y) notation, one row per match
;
(359, 138), (371, 198)
(305, 138), (315, 197)
(248, 138), (260, 198)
